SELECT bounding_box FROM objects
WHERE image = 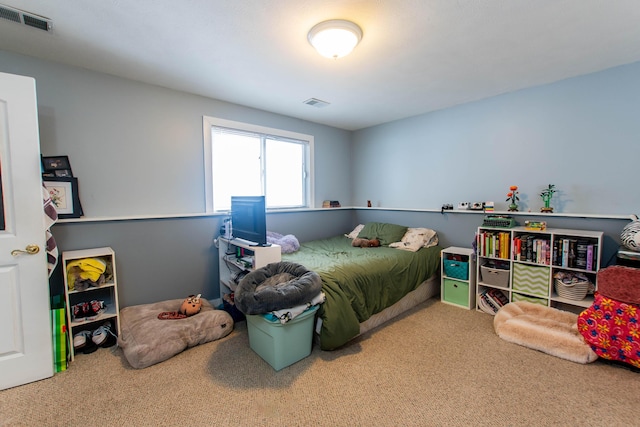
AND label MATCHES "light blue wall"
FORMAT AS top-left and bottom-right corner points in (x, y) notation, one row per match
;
(2, 49), (635, 308)
(0, 50), (352, 217)
(351, 61), (640, 216)
(1, 50), (354, 306)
